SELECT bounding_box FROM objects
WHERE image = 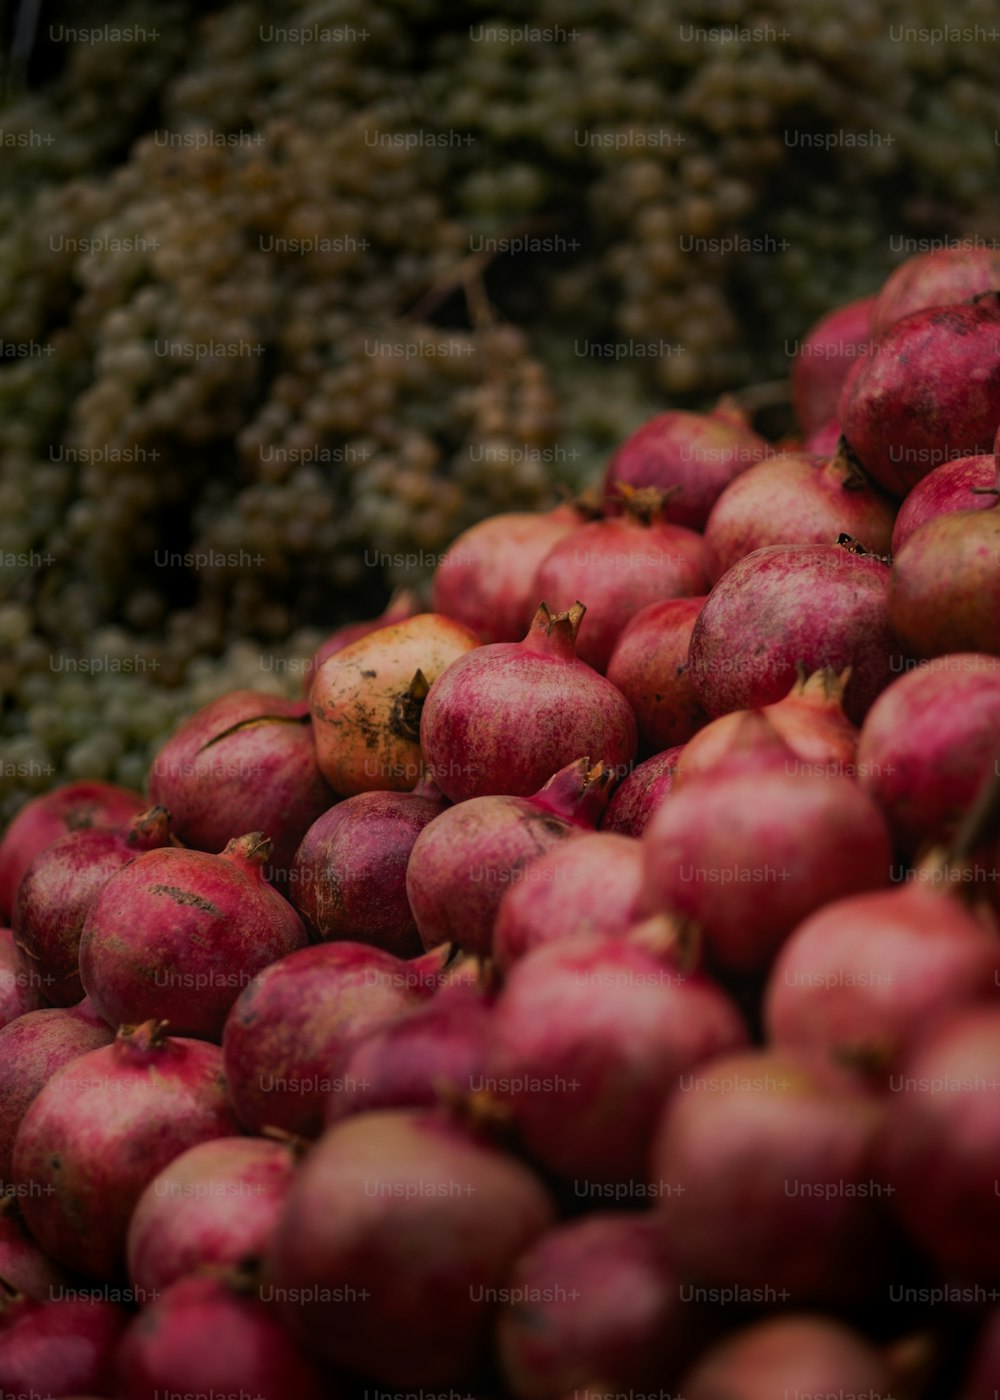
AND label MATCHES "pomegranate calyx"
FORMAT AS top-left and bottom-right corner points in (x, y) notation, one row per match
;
(837, 532), (893, 565)
(389, 668), (430, 744)
(830, 434), (870, 491)
(571, 485), (605, 520)
(126, 804), (172, 847)
(116, 1018), (171, 1052)
(793, 664), (852, 704)
(627, 912), (702, 975)
(524, 601), (587, 659)
(583, 758), (611, 790)
(614, 482), (679, 523)
(223, 832), (273, 867)
(533, 757), (614, 828)
(440, 949), (499, 996)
